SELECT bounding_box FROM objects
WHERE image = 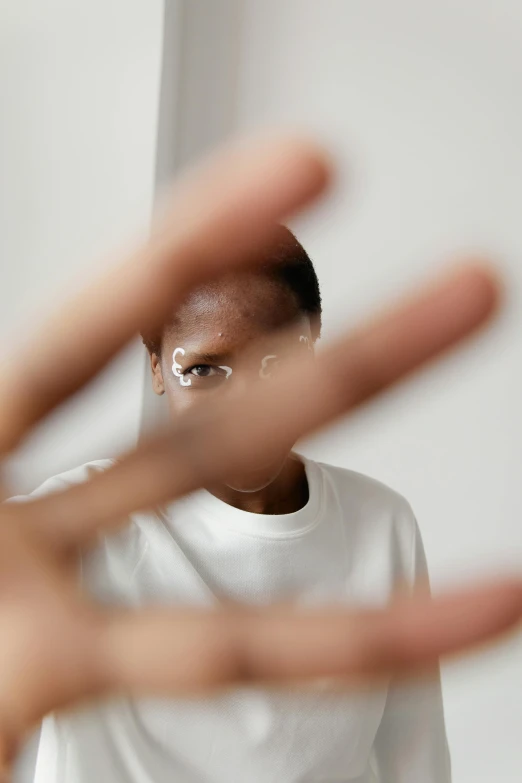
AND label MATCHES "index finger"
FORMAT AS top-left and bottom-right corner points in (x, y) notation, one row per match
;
(0, 136), (330, 455)
(16, 263), (499, 552)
